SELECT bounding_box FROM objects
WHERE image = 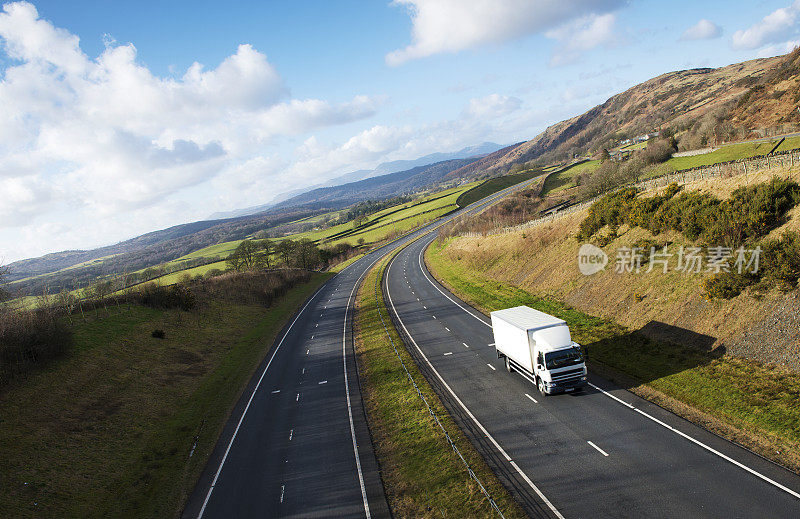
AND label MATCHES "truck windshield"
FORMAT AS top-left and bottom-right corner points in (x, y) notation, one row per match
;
(545, 348), (583, 370)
